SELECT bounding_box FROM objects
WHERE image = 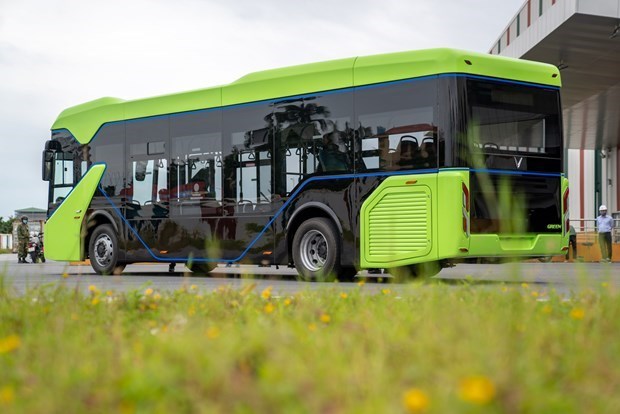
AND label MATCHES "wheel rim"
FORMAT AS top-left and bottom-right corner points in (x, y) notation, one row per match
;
(299, 229), (328, 272)
(94, 234), (114, 268)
